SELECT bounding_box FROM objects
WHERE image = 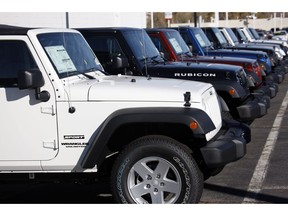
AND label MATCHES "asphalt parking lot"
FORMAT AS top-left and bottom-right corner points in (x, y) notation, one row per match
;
(201, 69), (288, 204)
(0, 69), (288, 204)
